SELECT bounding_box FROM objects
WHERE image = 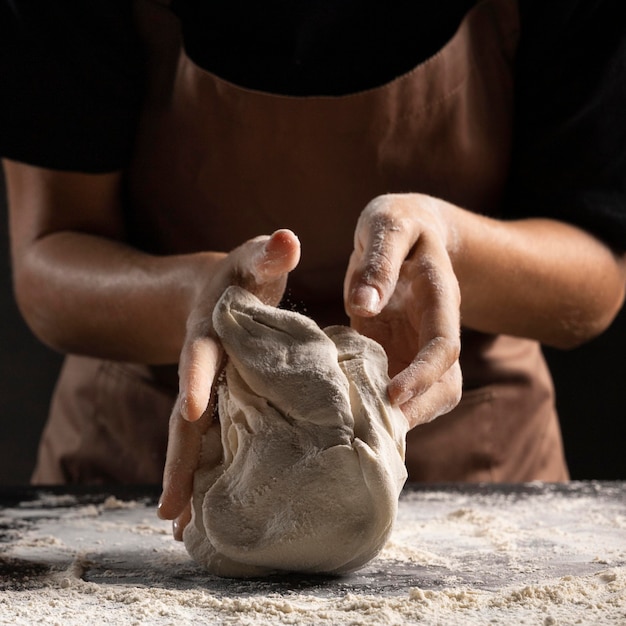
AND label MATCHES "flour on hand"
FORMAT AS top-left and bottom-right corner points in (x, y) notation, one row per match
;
(183, 286), (408, 578)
